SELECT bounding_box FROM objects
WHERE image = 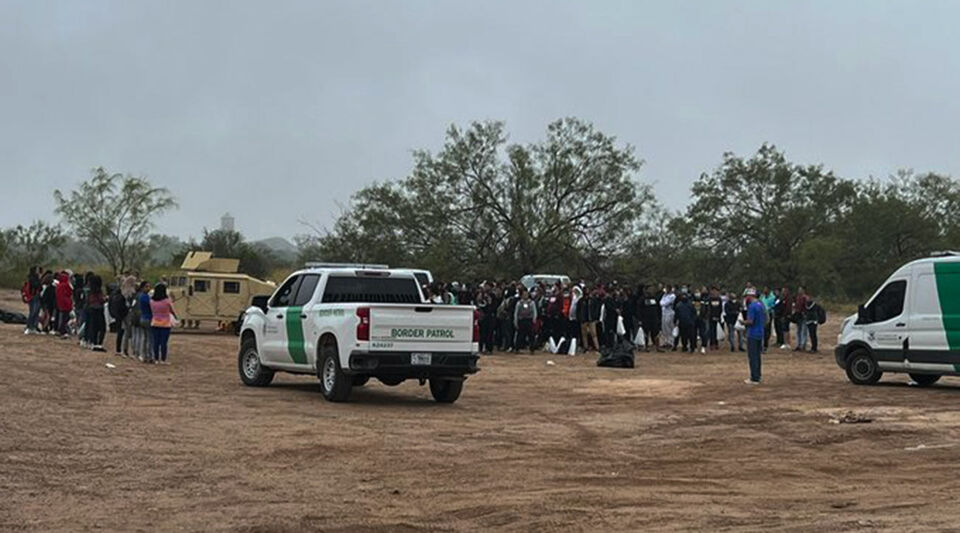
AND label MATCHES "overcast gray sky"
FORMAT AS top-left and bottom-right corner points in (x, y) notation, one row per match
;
(2, 0), (958, 241)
